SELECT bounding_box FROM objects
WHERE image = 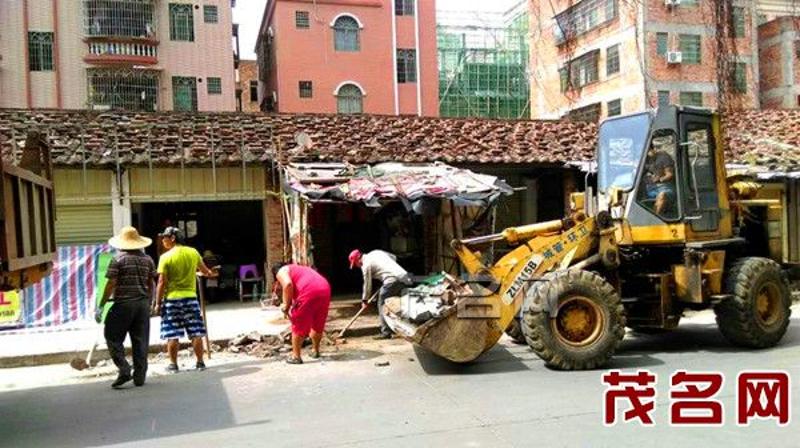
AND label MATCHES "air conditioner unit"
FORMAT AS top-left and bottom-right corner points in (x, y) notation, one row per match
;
(666, 51), (683, 64)
(665, 0), (681, 7)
